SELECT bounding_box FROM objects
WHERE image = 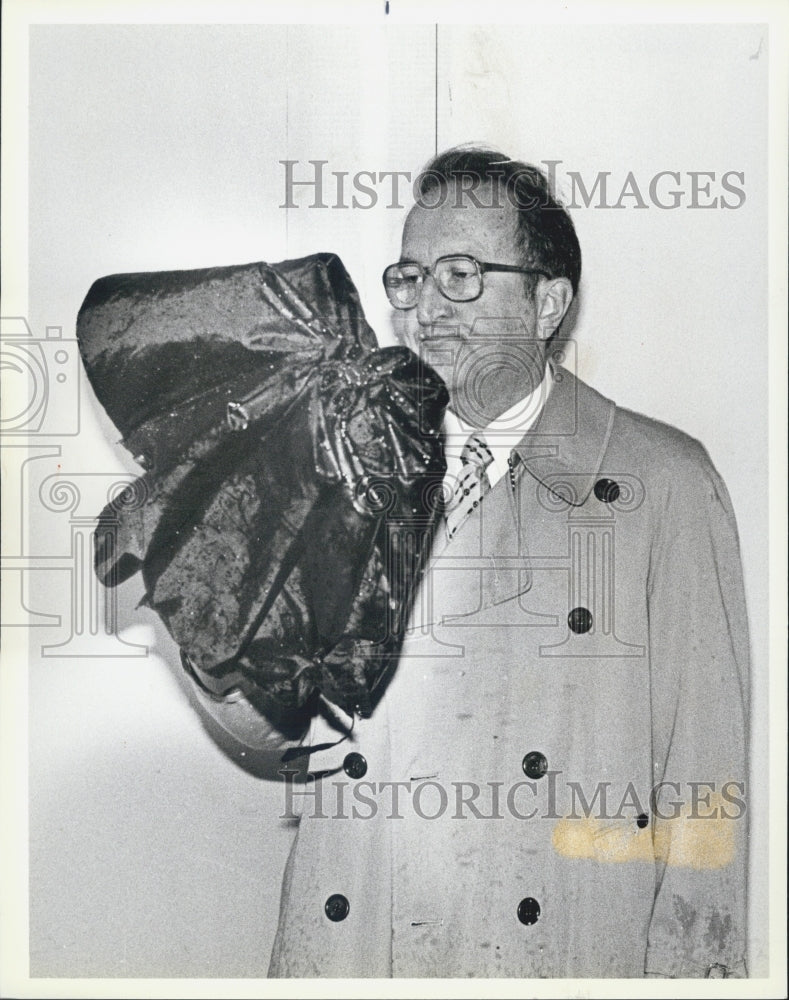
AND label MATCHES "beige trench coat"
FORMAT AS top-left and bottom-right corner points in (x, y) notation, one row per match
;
(267, 366), (750, 978)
